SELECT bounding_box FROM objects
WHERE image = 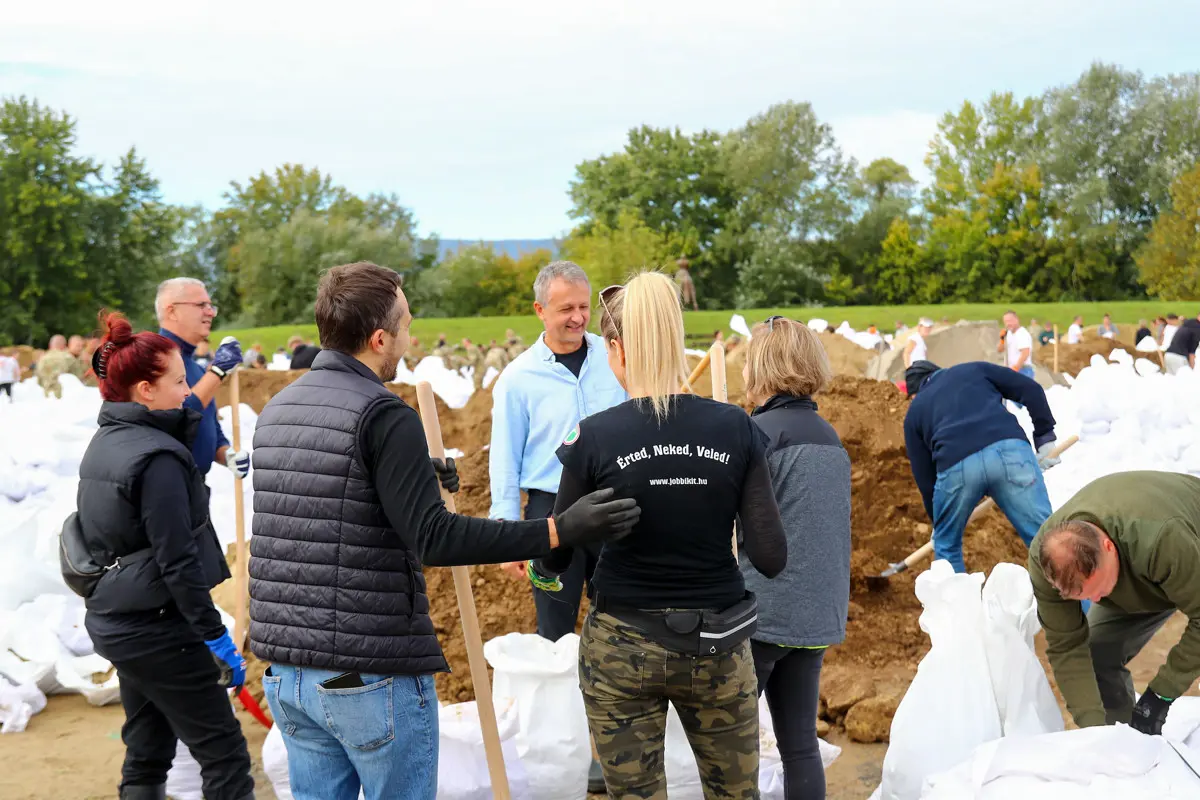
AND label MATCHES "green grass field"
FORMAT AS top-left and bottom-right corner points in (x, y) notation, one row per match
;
(219, 300), (1194, 353)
